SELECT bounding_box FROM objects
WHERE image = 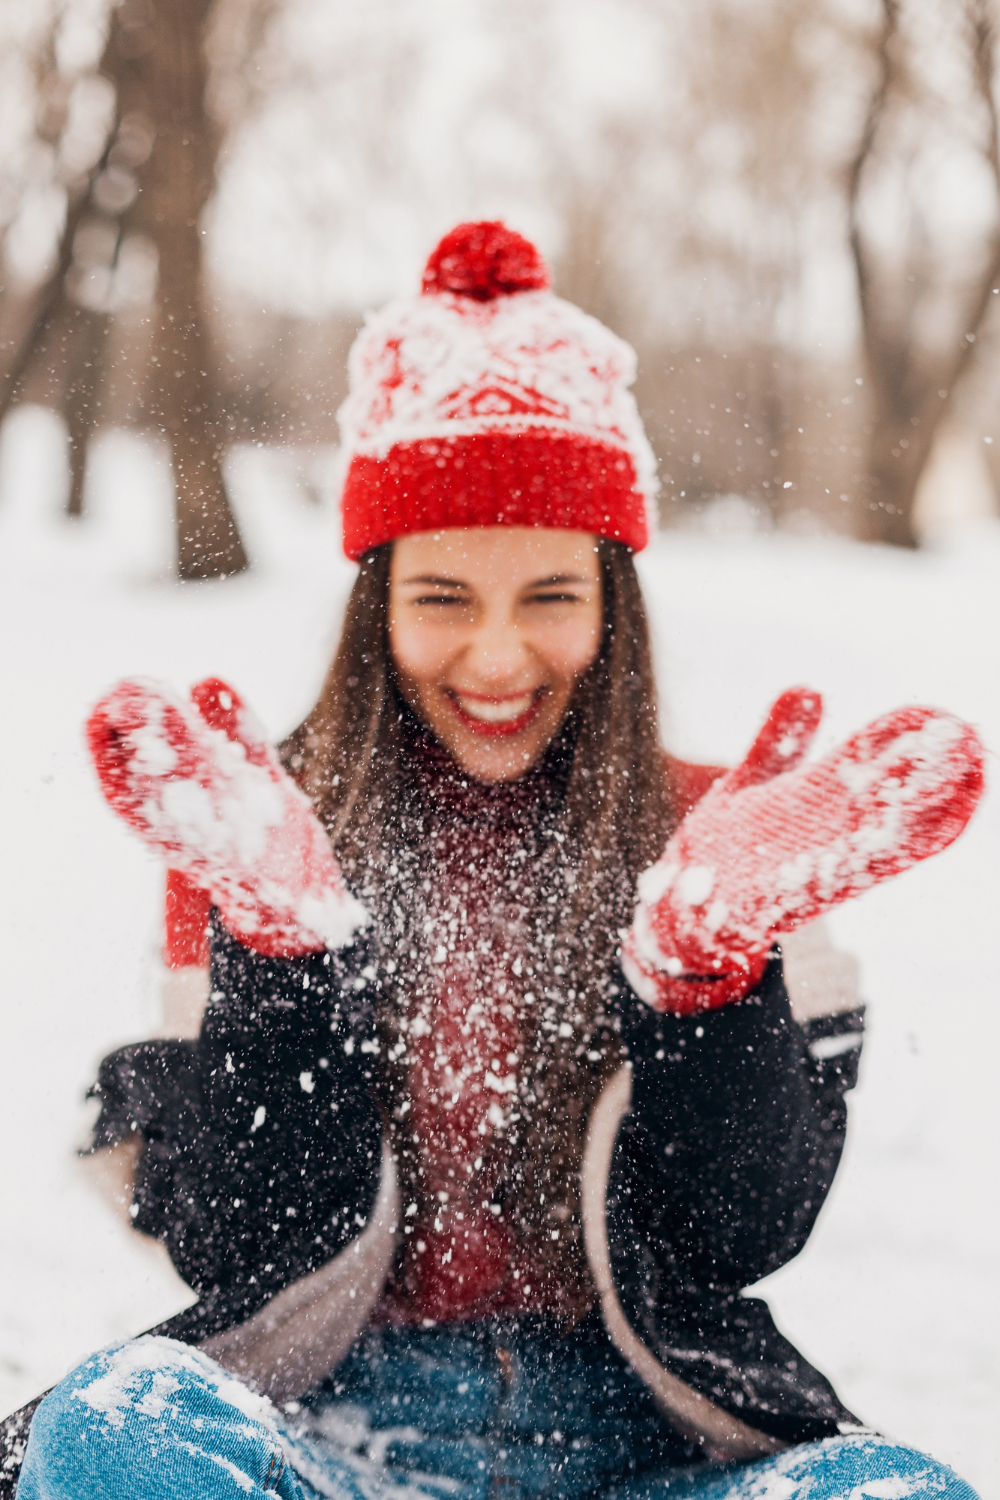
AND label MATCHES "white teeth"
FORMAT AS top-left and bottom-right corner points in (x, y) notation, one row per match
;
(454, 692), (535, 724)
